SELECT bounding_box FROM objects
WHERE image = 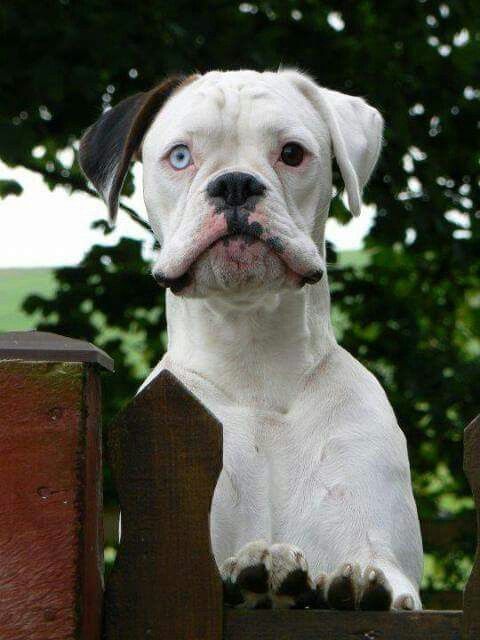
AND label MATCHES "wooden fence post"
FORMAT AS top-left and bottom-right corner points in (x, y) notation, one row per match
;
(0, 330), (113, 640)
(463, 414), (480, 640)
(104, 369), (223, 640)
